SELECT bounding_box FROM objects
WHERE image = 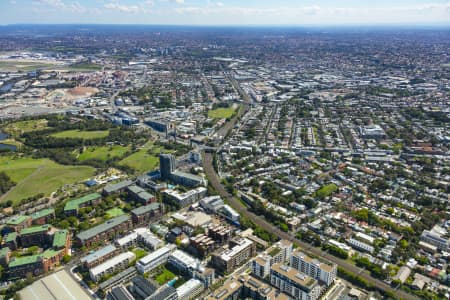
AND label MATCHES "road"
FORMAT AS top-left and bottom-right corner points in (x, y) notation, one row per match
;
(202, 151), (418, 300)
